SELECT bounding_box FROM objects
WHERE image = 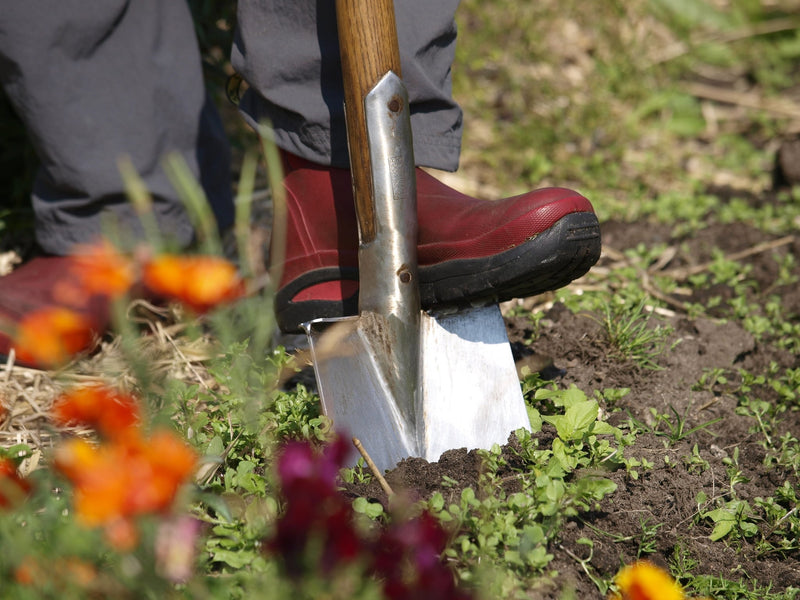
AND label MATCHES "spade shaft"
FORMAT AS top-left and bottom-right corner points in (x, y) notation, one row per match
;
(336, 0), (421, 443)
